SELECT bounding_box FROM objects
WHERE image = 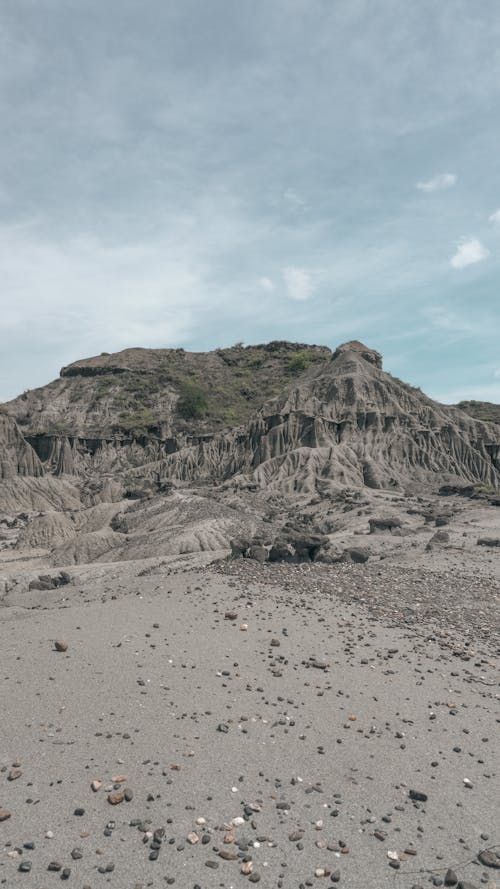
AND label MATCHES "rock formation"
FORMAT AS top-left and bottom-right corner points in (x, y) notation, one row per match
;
(1, 340), (499, 568)
(0, 413), (43, 479)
